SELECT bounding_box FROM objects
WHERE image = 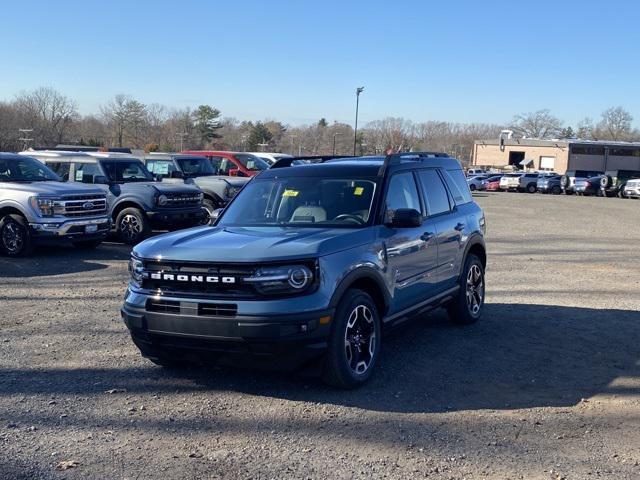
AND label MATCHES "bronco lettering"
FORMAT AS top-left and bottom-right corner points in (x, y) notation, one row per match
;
(148, 272), (236, 284)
